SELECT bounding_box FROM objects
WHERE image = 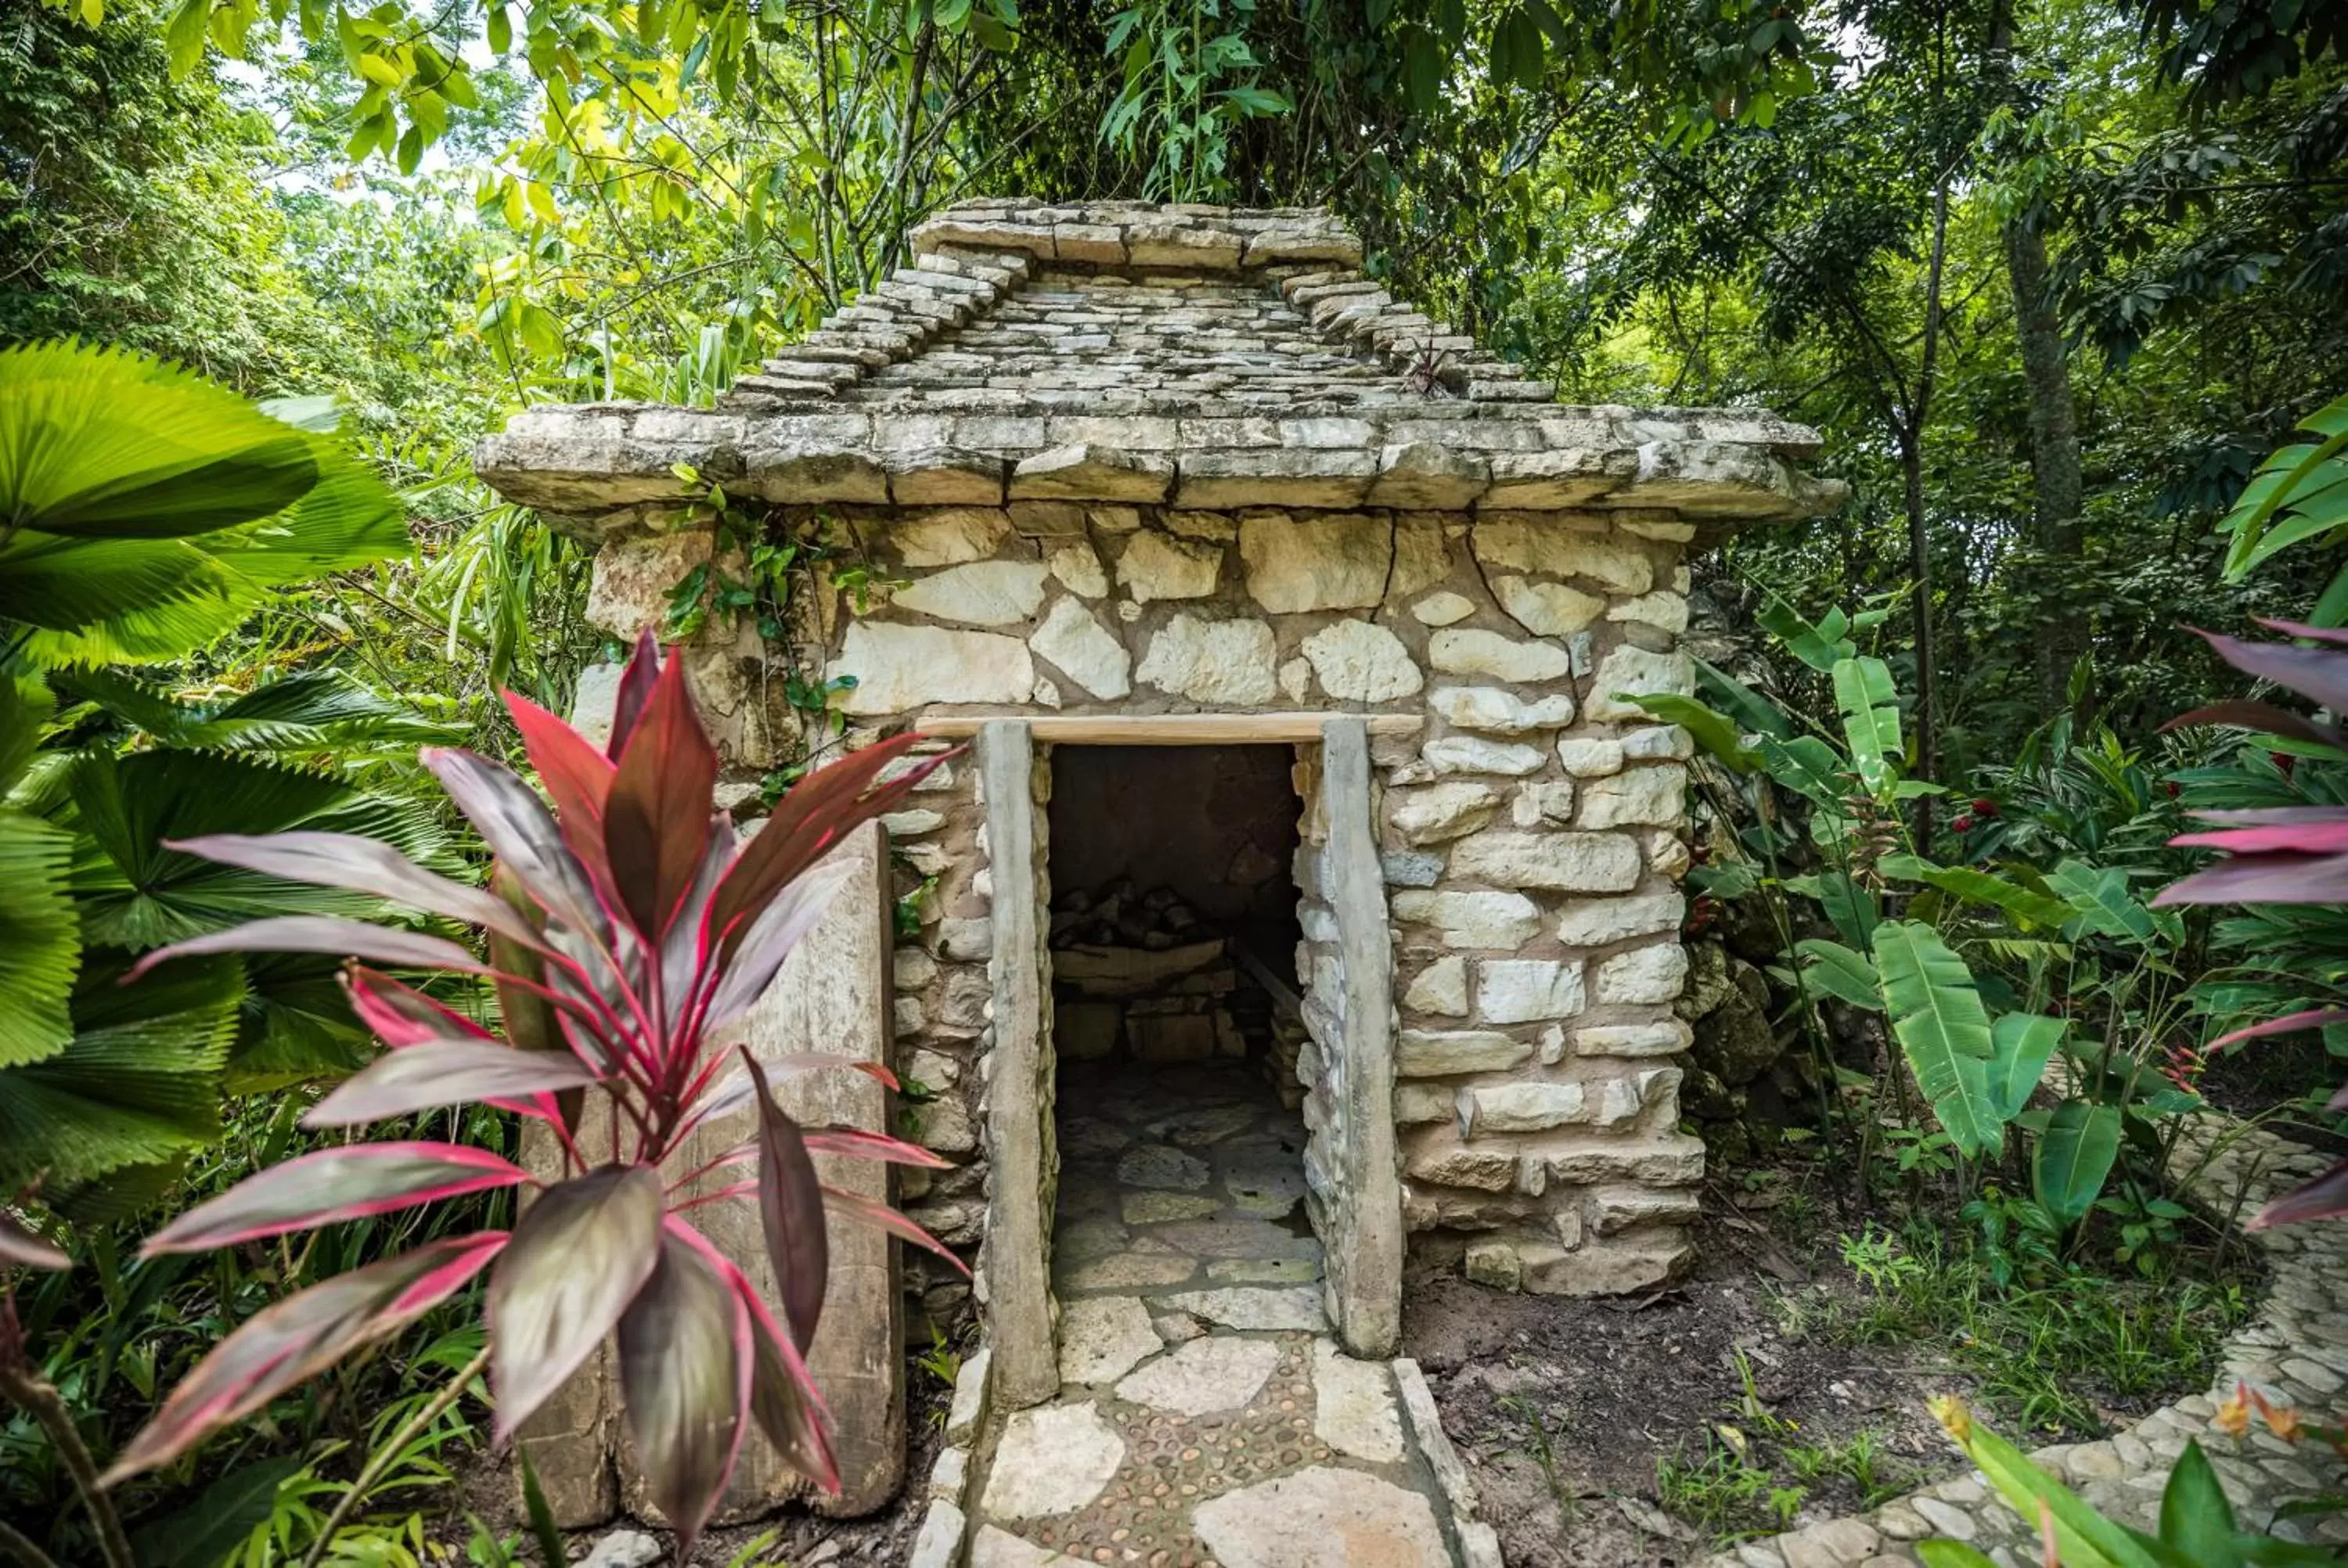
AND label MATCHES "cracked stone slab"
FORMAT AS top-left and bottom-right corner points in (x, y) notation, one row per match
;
(1219, 1138), (1310, 1217)
(1311, 1341), (1405, 1463)
(979, 1402), (1125, 1520)
(1057, 1295), (1165, 1386)
(1118, 1143), (1212, 1190)
(1112, 1333), (1281, 1416)
(1058, 1247), (1200, 1293)
(1193, 1466), (1452, 1568)
(1153, 1286), (1330, 1332)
